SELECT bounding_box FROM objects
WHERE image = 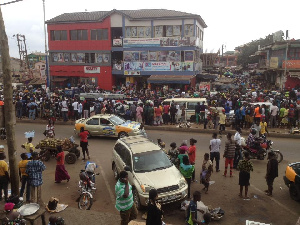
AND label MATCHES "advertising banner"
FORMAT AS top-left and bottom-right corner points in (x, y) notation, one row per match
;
(144, 62), (172, 71)
(269, 57), (278, 68)
(84, 66), (100, 74)
(124, 62), (143, 71)
(199, 82), (210, 91)
(123, 38), (160, 47)
(113, 39), (122, 47)
(282, 60), (300, 69)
